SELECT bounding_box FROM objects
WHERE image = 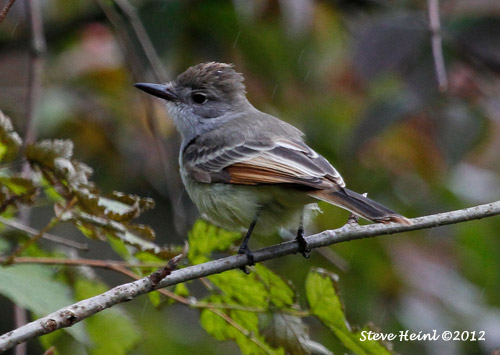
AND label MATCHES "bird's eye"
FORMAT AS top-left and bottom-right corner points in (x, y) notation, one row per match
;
(191, 92), (208, 104)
